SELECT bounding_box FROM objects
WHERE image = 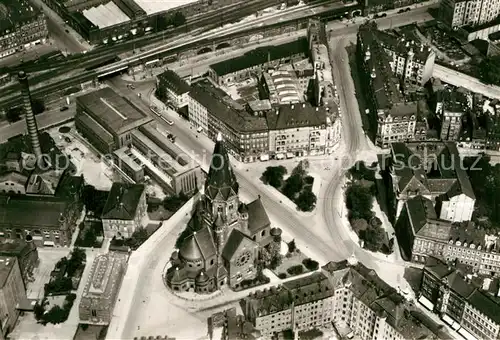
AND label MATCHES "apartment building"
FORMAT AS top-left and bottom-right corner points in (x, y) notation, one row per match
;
(101, 182), (146, 239)
(0, 0), (48, 59)
(157, 70), (190, 109)
(0, 257), (26, 338)
(389, 141), (475, 222)
(437, 89), (469, 141)
(242, 260), (445, 339)
(243, 272), (335, 338)
(395, 195), (500, 276)
(308, 19), (342, 153)
(358, 25), (419, 148)
(440, 0), (500, 28)
(267, 103), (328, 158)
(420, 257), (500, 340)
